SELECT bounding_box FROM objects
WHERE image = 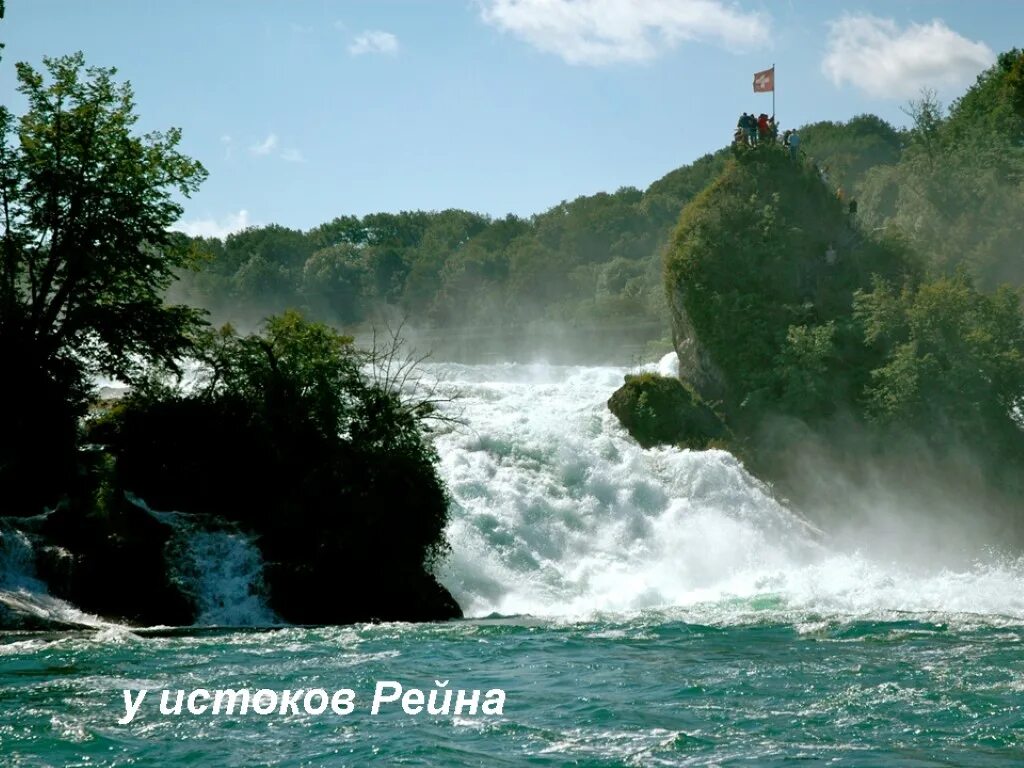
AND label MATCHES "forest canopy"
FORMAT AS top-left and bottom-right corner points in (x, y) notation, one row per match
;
(171, 51), (1024, 348)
